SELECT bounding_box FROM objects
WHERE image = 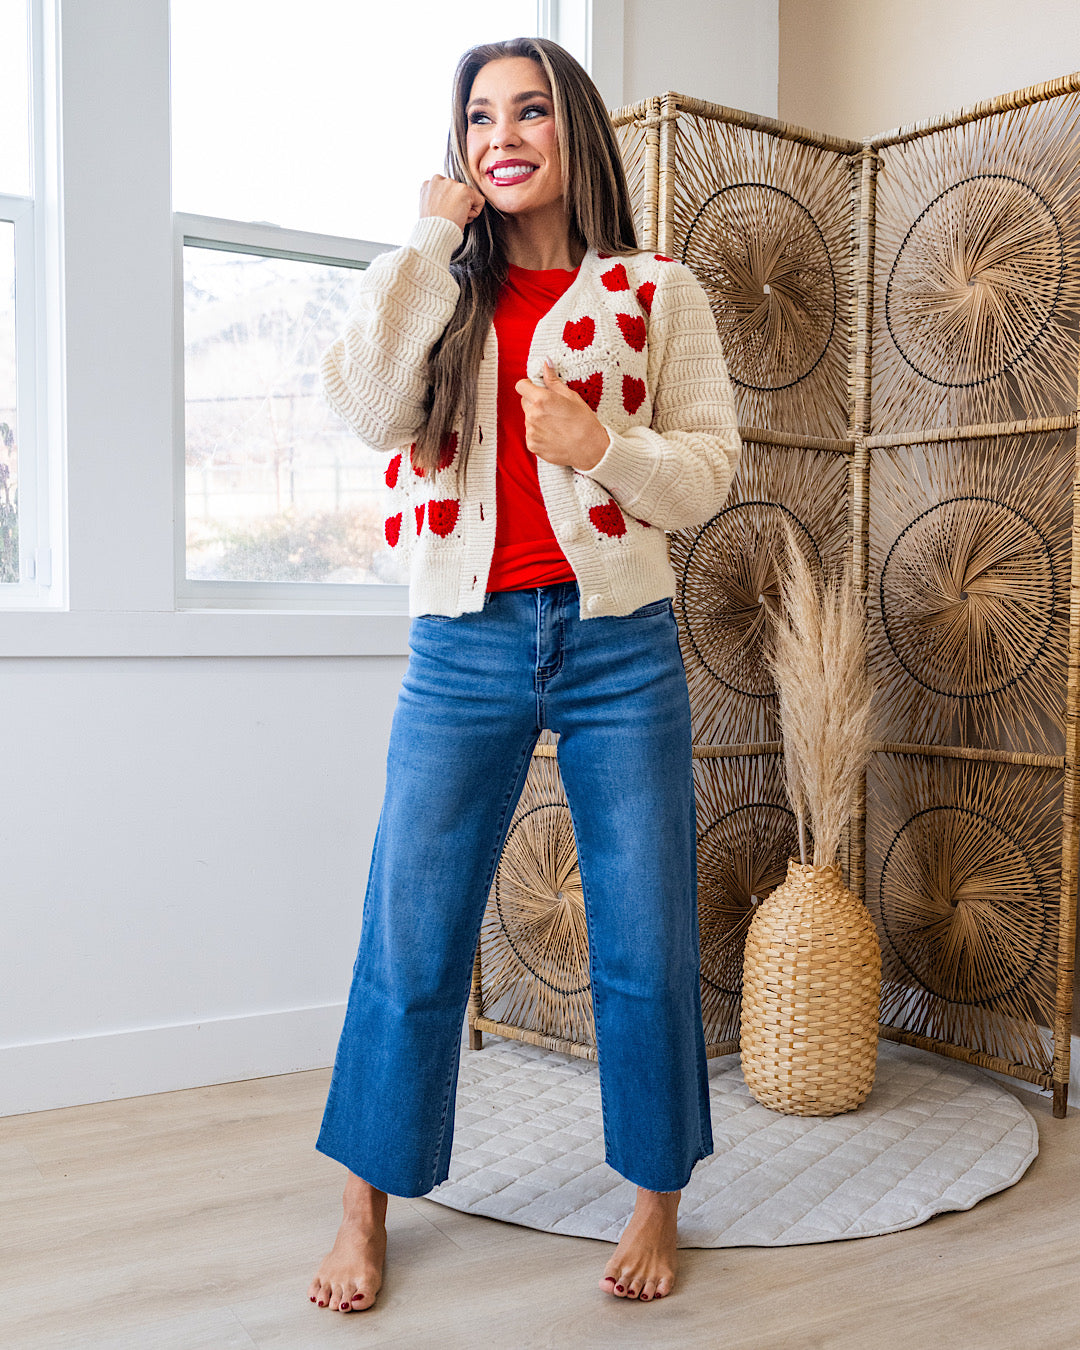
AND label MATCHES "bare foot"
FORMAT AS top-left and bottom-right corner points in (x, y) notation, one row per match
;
(599, 1187), (679, 1302)
(309, 1172), (388, 1313)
